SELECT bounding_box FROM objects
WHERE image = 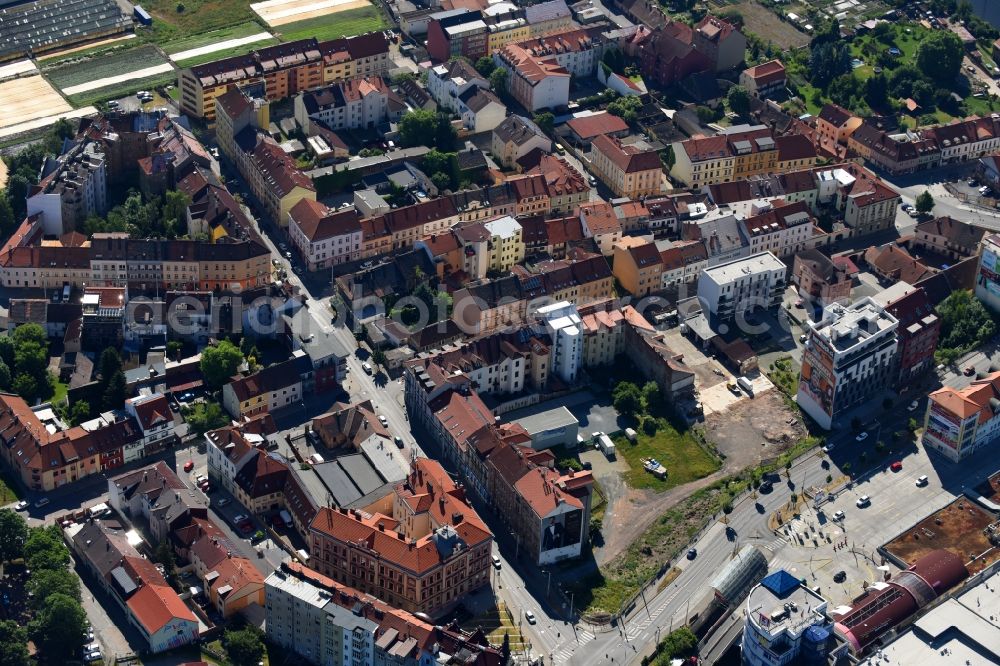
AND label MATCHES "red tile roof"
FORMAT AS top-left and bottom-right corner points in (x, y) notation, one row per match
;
(566, 111), (629, 140)
(591, 134), (662, 173)
(127, 583), (197, 635)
